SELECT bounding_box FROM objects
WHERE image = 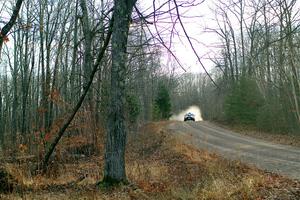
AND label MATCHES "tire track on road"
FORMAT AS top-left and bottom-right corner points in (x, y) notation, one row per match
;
(168, 121), (300, 180)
